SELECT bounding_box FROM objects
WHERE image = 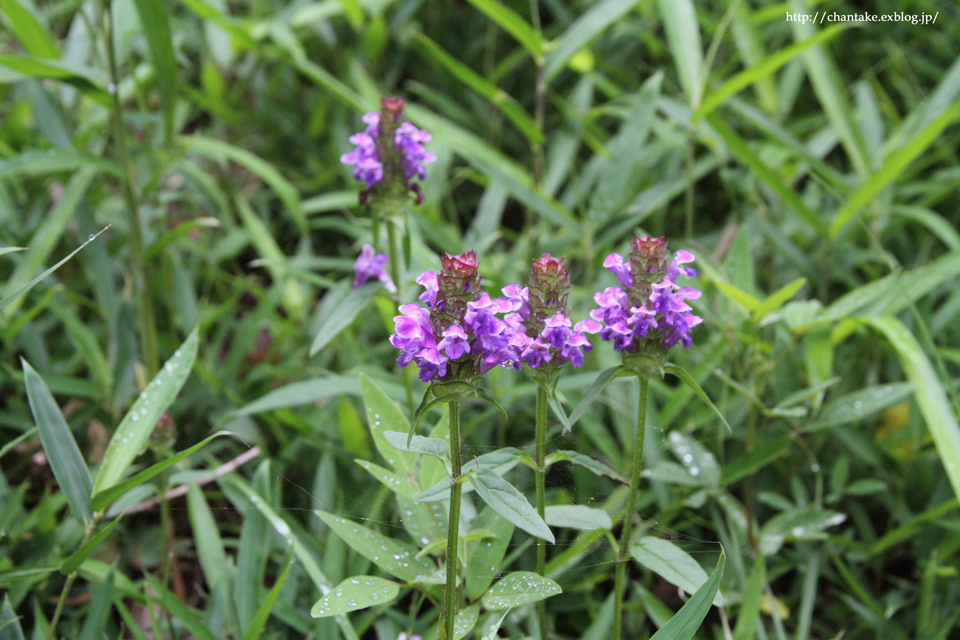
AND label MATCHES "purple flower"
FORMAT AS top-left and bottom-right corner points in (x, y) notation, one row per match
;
(352, 244), (396, 293)
(341, 99), (435, 192)
(591, 236), (701, 355)
(391, 253), (526, 383)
